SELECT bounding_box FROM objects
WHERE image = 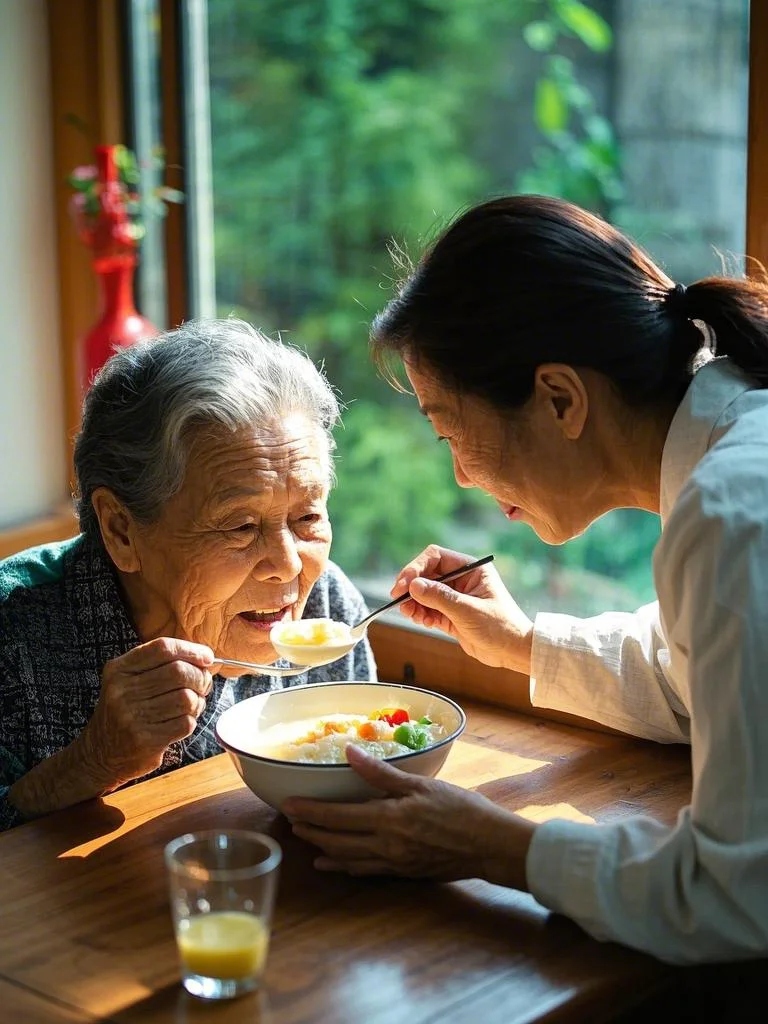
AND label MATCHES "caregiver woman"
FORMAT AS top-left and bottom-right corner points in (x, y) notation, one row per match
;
(285, 194), (768, 964)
